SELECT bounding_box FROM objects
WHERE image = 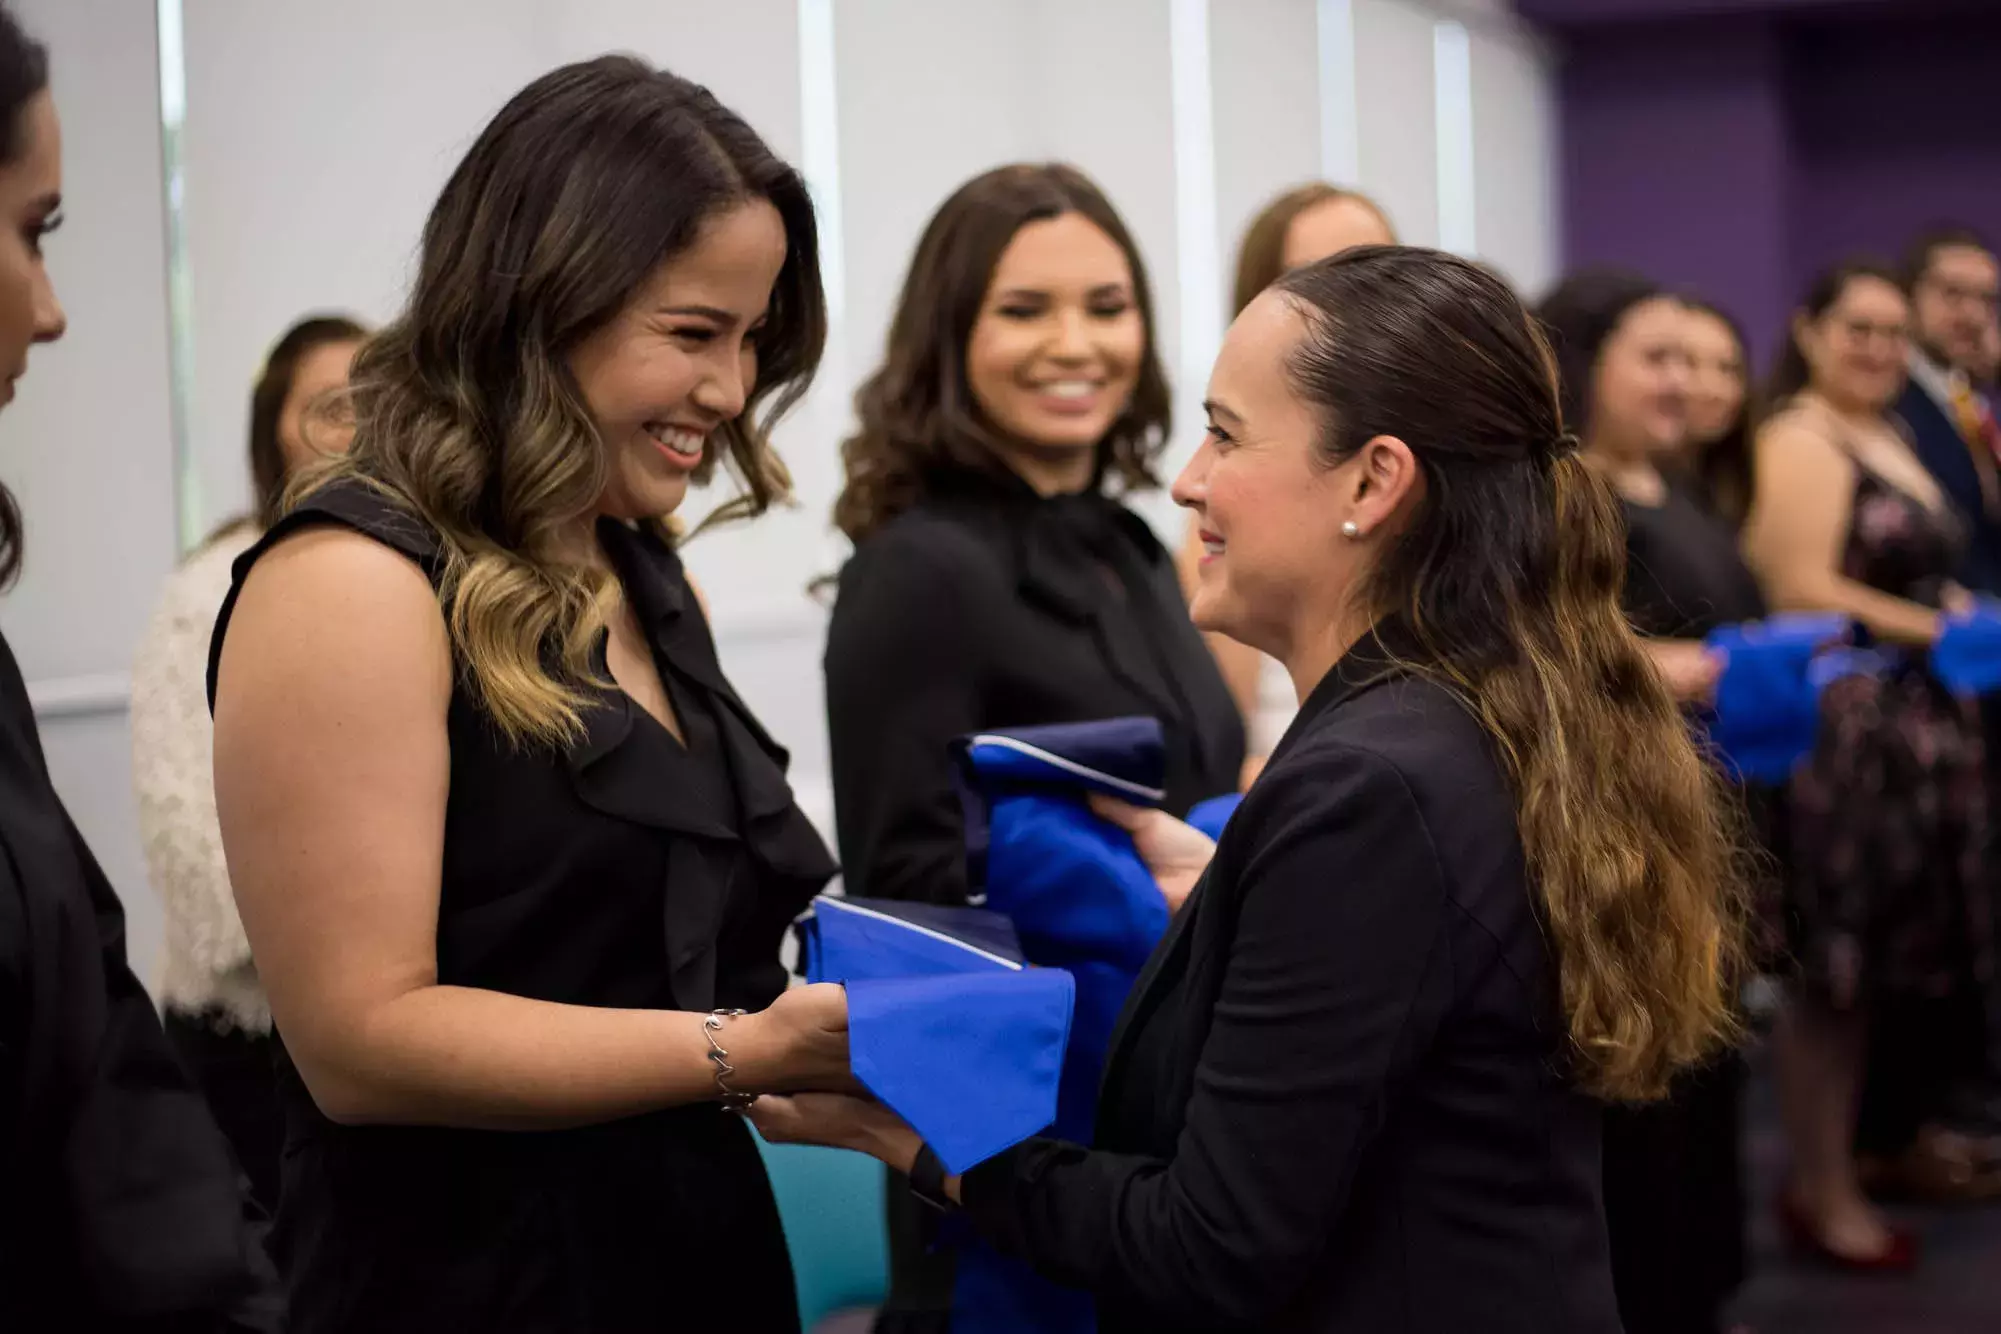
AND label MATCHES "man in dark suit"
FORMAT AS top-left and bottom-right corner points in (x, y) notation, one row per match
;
(1895, 227), (2001, 591)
